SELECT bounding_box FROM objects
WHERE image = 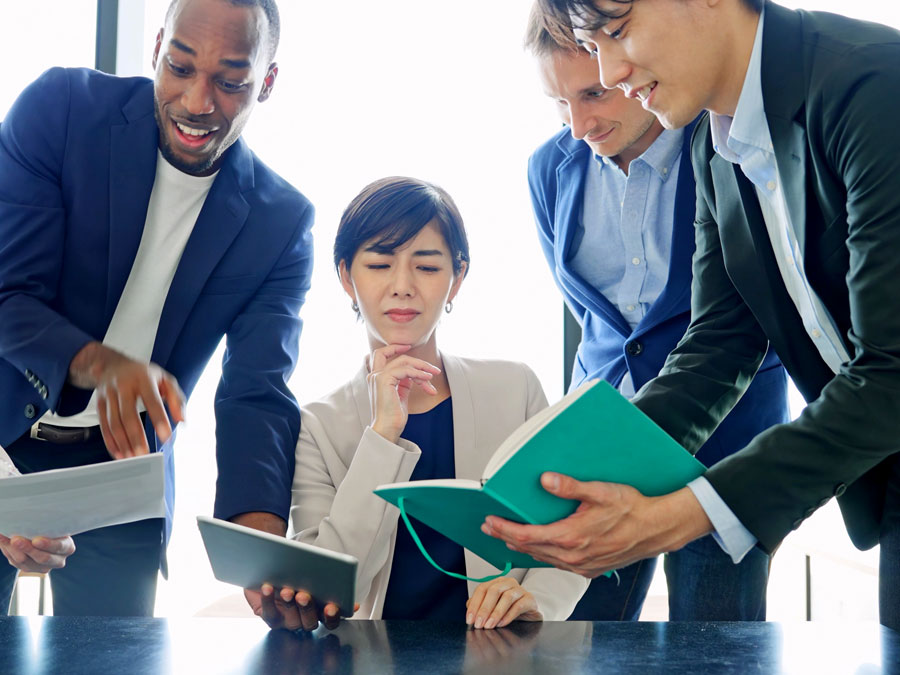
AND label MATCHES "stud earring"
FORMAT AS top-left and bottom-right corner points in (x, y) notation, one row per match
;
(351, 301), (359, 313)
